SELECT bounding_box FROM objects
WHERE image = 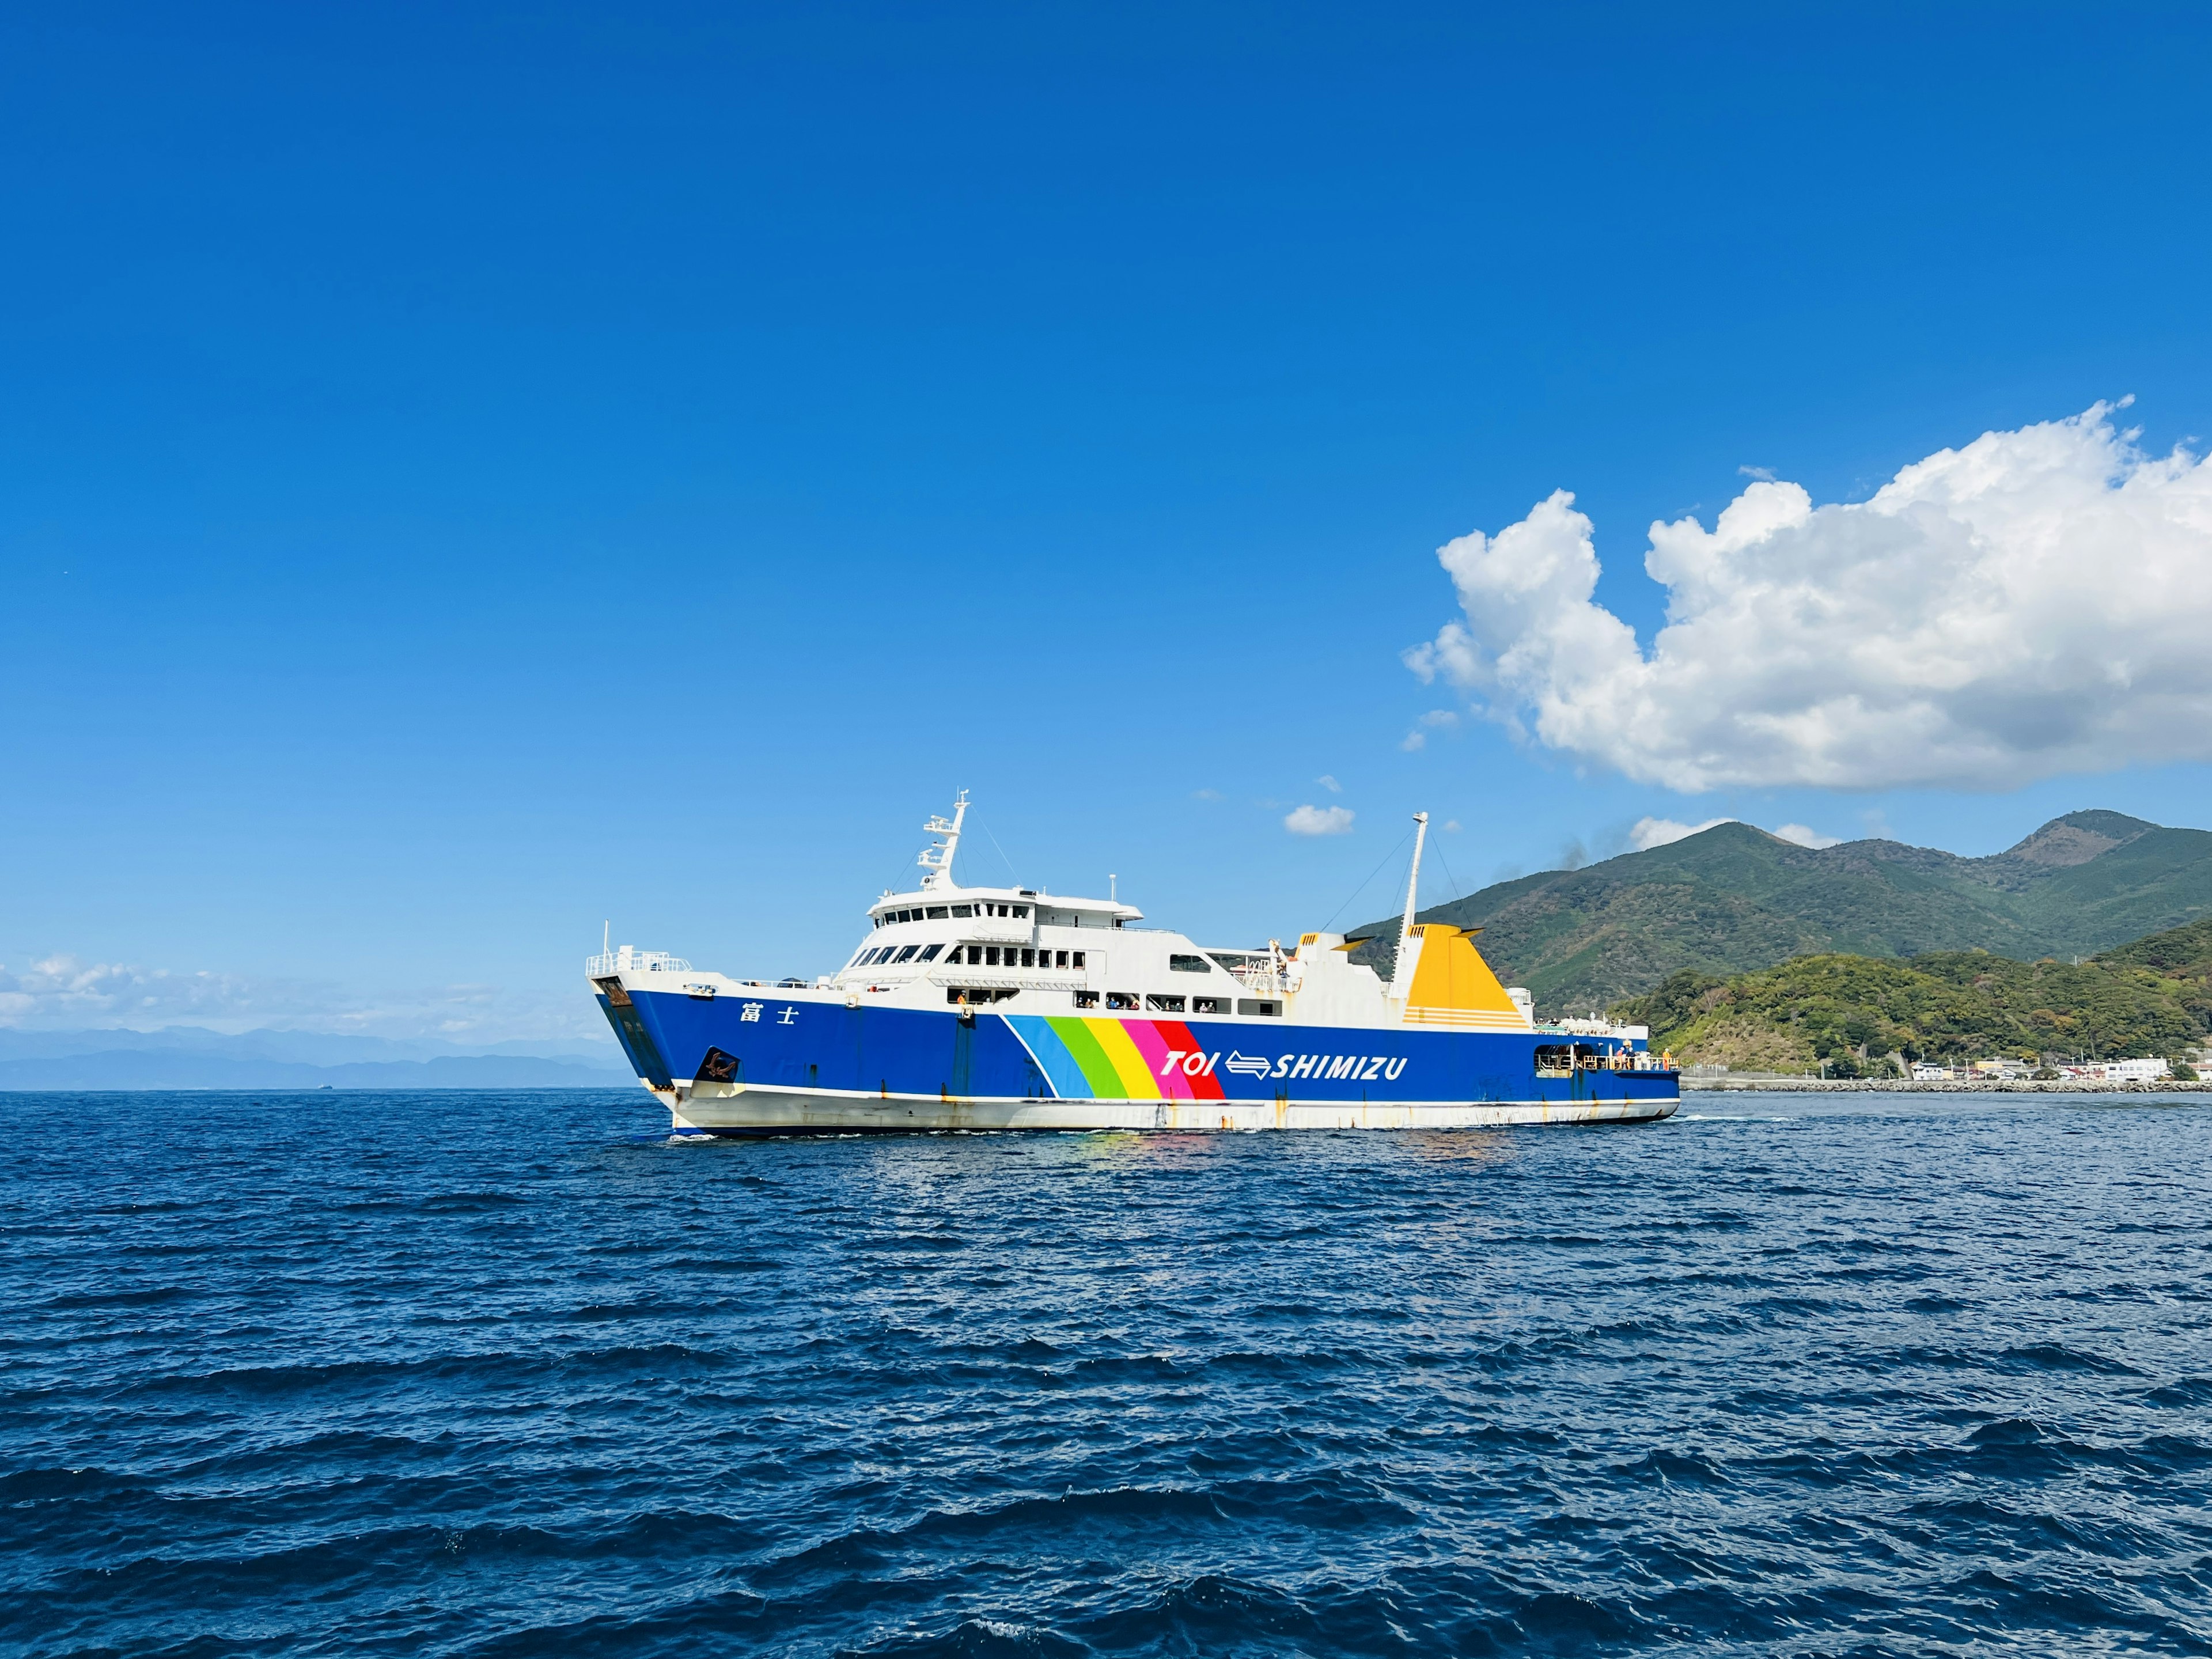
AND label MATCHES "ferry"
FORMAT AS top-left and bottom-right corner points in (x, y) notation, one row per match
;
(589, 795), (1679, 1134)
